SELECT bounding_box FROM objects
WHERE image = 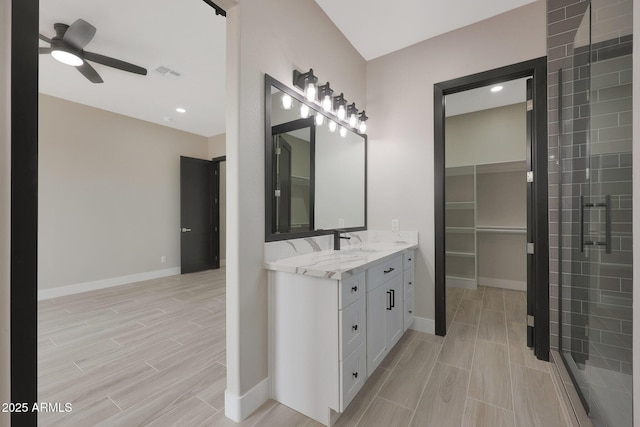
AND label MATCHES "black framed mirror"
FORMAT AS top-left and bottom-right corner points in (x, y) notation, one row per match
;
(265, 74), (367, 242)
